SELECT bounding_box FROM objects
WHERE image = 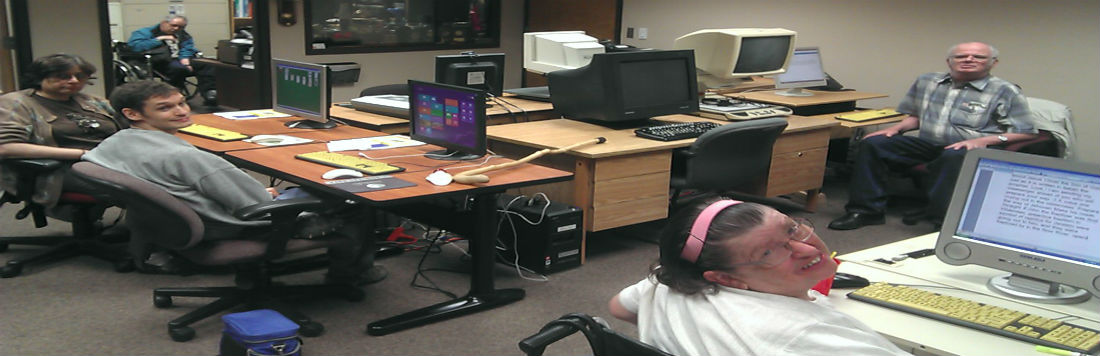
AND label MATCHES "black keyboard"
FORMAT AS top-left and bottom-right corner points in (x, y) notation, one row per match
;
(634, 121), (720, 141)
